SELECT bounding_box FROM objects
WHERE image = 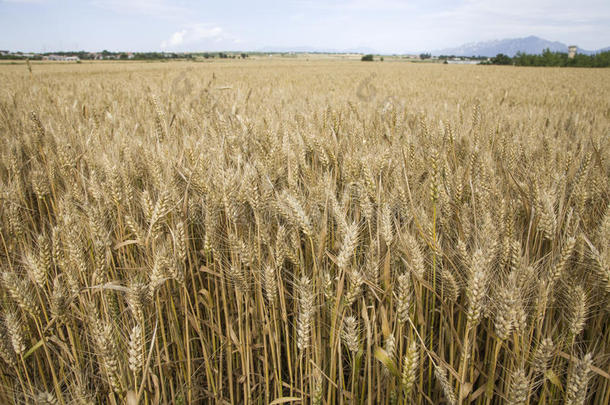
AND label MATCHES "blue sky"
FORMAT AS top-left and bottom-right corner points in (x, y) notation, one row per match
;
(1, 0), (609, 53)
